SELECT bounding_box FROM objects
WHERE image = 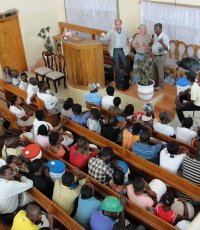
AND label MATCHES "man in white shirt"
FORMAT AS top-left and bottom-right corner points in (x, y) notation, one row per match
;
(102, 86), (115, 109)
(160, 141), (187, 174)
(101, 19), (132, 84)
(26, 77), (39, 104)
(153, 111), (176, 137)
(176, 117), (197, 145)
(37, 81), (63, 114)
(0, 165), (33, 224)
(176, 71), (200, 123)
(149, 23), (169, 91)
